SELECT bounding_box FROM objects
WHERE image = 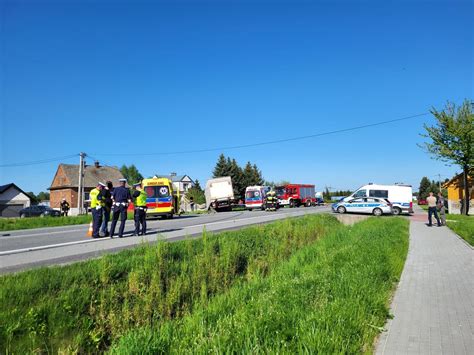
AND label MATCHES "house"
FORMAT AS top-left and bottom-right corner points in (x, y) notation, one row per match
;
(153, 173), (195, 195)
(49, 162), (124, 215)
(442, 172), (473, 215)
(0, 183), (32, 217)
